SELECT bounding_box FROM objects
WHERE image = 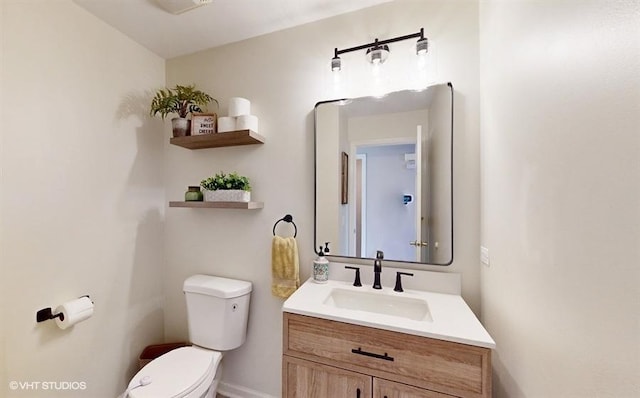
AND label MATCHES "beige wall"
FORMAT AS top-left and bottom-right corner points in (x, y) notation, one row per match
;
(1, 1), (166, 397)
(480, 0), (640, 396)
(165, 1), (480, 395)
(0, 1), (5, 393)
